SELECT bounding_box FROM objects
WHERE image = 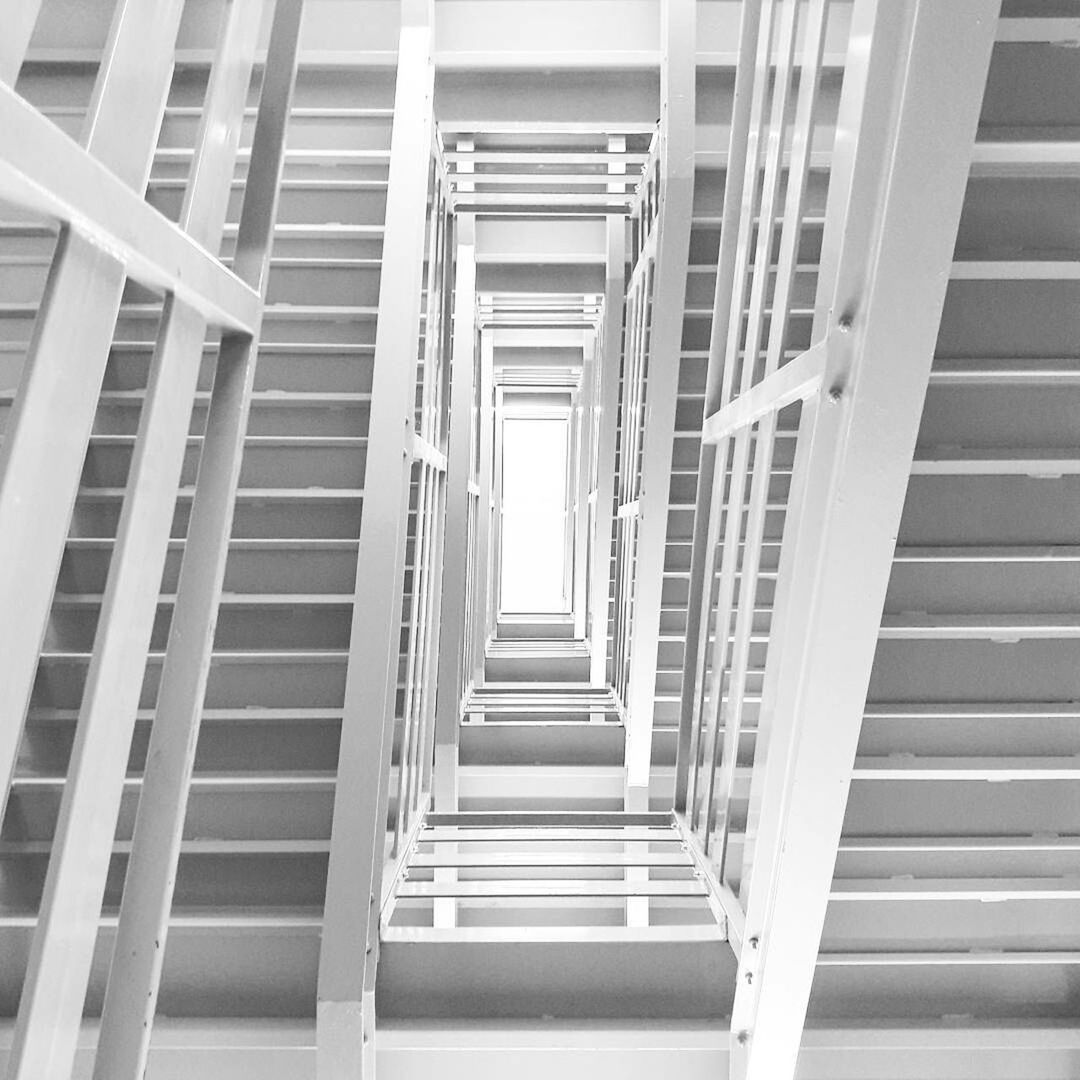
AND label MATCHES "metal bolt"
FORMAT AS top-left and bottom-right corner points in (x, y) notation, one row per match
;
(736, 1030), (750, 1046)
(744, 971), (754, 985)
(838, 314), (853, 333)
(749, 935), (760, 951)
(828, 383), (843, 403)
